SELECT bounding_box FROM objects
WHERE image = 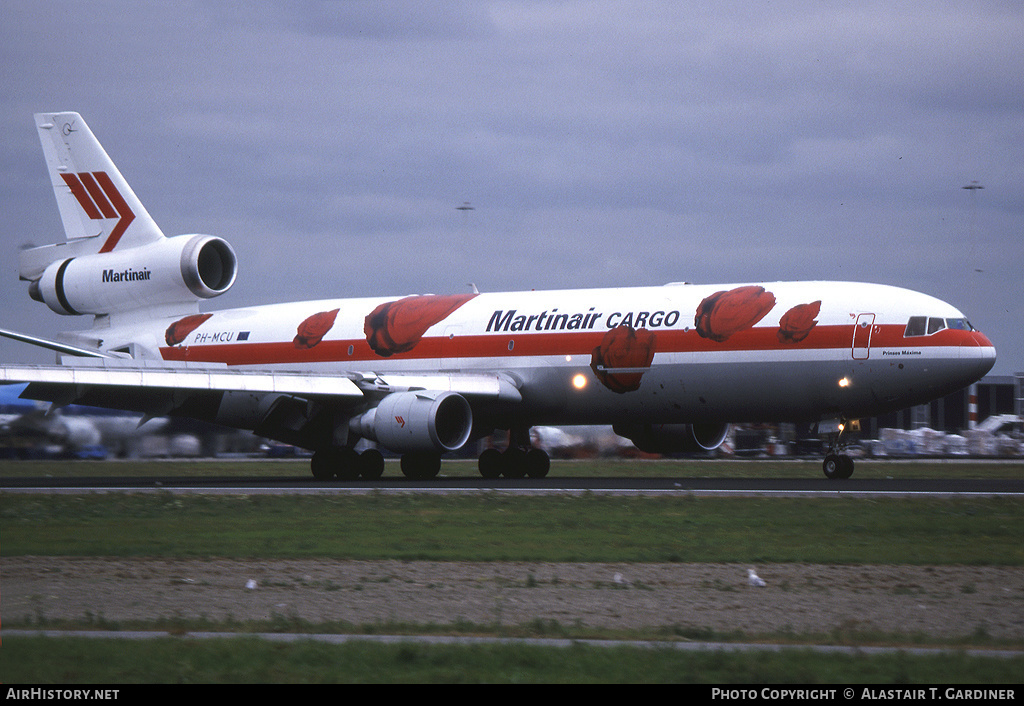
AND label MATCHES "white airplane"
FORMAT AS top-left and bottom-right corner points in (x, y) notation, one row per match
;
(0, 112), (997, 480)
